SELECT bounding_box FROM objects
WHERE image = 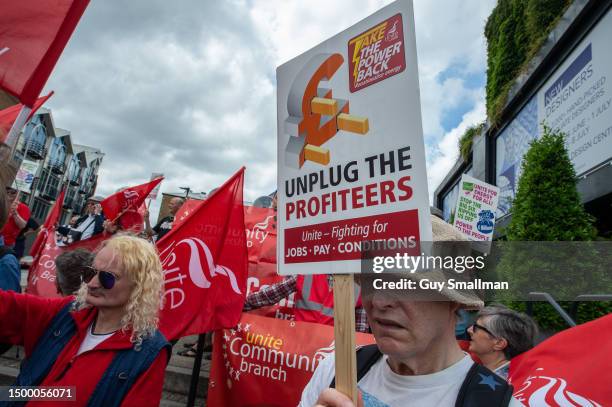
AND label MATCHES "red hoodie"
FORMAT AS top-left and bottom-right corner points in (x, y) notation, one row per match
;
(0, 290), (168, 406)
